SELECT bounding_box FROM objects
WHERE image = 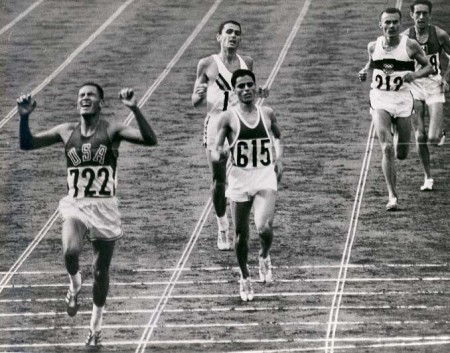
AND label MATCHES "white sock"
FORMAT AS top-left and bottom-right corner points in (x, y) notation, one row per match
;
(90, 304), (104, 333)
(68, 272), (81, 293)
(216, 215), (229, 232)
